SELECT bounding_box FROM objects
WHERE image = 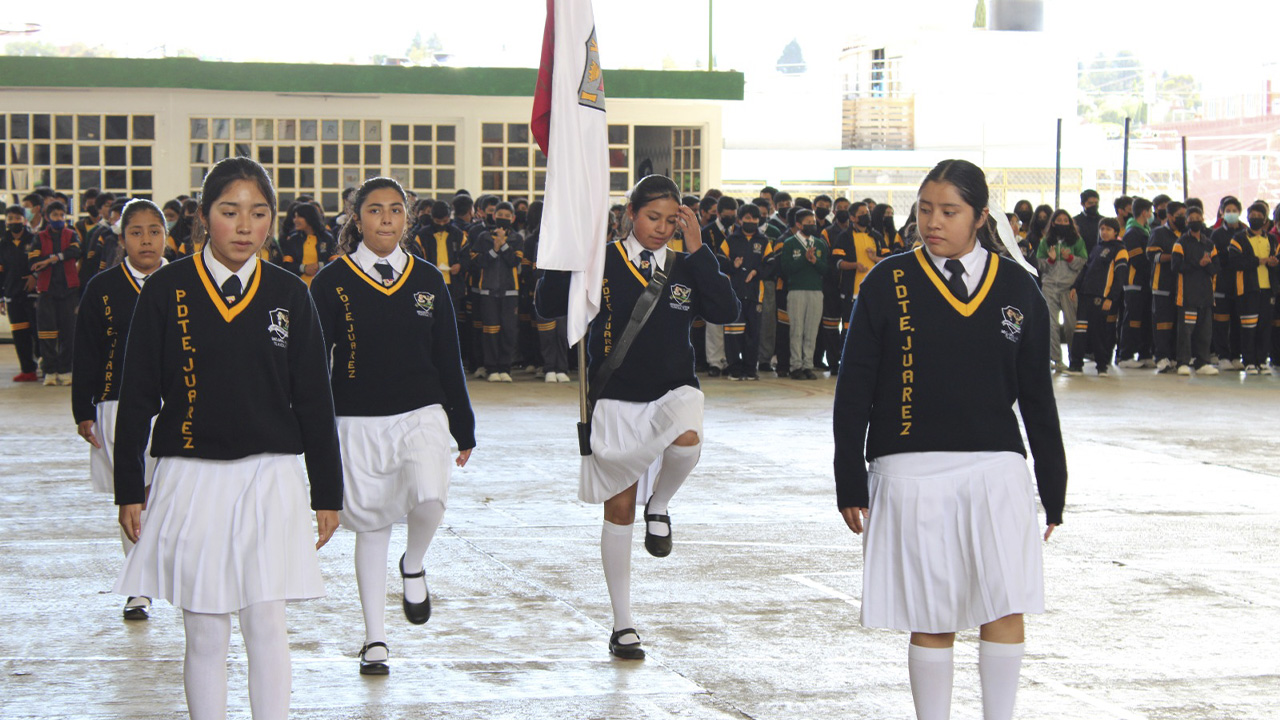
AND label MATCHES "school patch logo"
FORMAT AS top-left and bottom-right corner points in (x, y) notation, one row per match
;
(1000, 305), (1024, 343)
(669, 283), (692, 311)
(578, 28), (605, 111)
(414, 291), (435, 318)
(268, 308), (290, 348)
